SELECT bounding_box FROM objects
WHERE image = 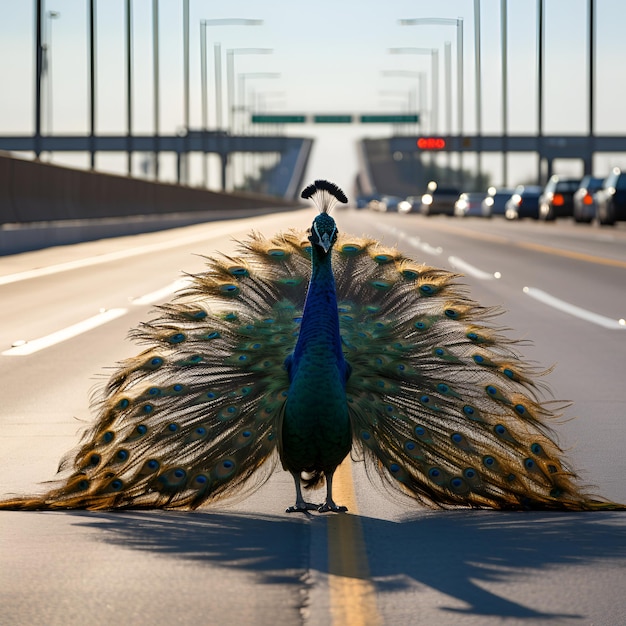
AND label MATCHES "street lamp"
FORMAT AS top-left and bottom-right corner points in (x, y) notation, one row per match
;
(237, 72), (281, 131)
(43, 9), (60, 158)
(198, 20), (263, 188)
(399, 18), (463, 139)
(388, 47), (439, 134)
(379, 89), (416, 135)
(381, 69), (426, 130)
(236, 72), (280, 187)
(226, 48), (273, 132)
(199, 19), (263, 132)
